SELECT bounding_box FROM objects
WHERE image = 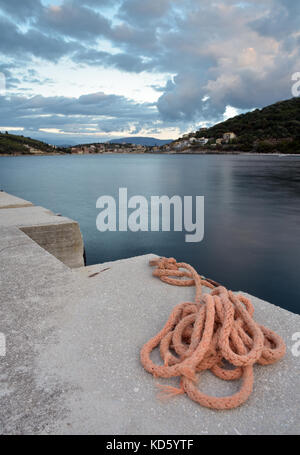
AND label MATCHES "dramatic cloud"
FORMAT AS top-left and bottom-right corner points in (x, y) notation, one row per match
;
(0, 91), (160, 138)
(72, 49), (151, 73)
(118, 0), (173, 25)
(38, 2), (111, 41)
(0, 0), (299, 142)
(0, 0), (42, 20)
(0, 16), (78, 62)
(250, 0), (300, 38)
